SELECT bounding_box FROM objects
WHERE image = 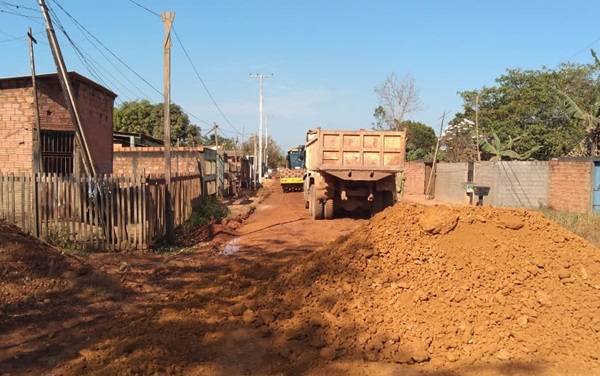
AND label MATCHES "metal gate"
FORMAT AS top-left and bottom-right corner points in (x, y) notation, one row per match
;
(594, 161), (600, 213)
